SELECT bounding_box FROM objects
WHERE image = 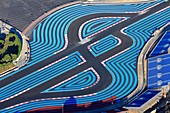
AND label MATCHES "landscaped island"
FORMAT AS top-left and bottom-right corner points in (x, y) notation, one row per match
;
(0, 30), (22, 73)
